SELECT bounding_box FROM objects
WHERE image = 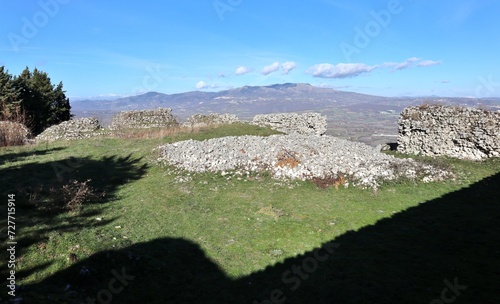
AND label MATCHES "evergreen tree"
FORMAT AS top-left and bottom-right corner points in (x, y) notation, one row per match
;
(12, 67), (72, 134)
(50, 82), (72, 124)
(0, 66), (21, 119)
